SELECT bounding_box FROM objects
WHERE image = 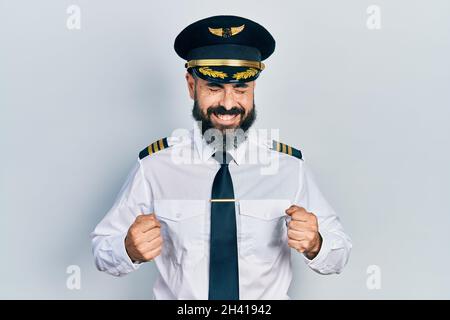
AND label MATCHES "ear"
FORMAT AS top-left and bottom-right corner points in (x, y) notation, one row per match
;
(186, 72), (195, 100)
